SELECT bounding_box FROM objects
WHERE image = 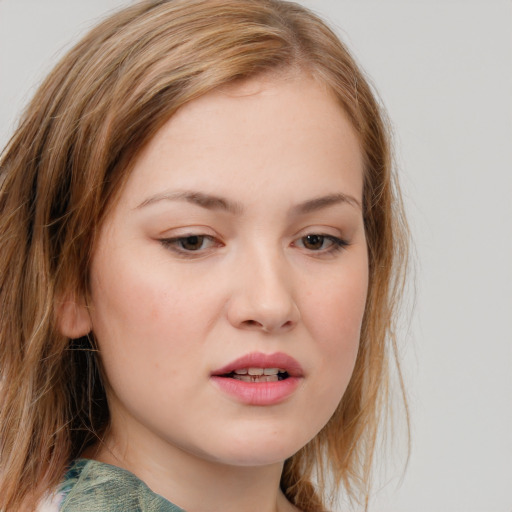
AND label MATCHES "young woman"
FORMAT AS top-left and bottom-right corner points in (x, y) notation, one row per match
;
(0, 1), (408, 510)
